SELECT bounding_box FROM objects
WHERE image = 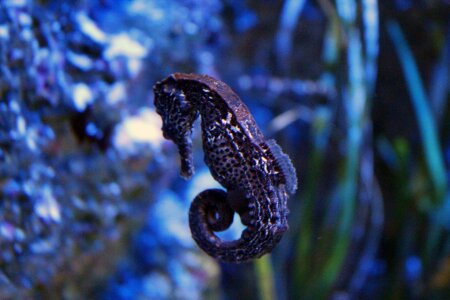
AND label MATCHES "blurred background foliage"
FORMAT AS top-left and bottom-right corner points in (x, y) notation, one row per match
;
(0, 0), (449, 299)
